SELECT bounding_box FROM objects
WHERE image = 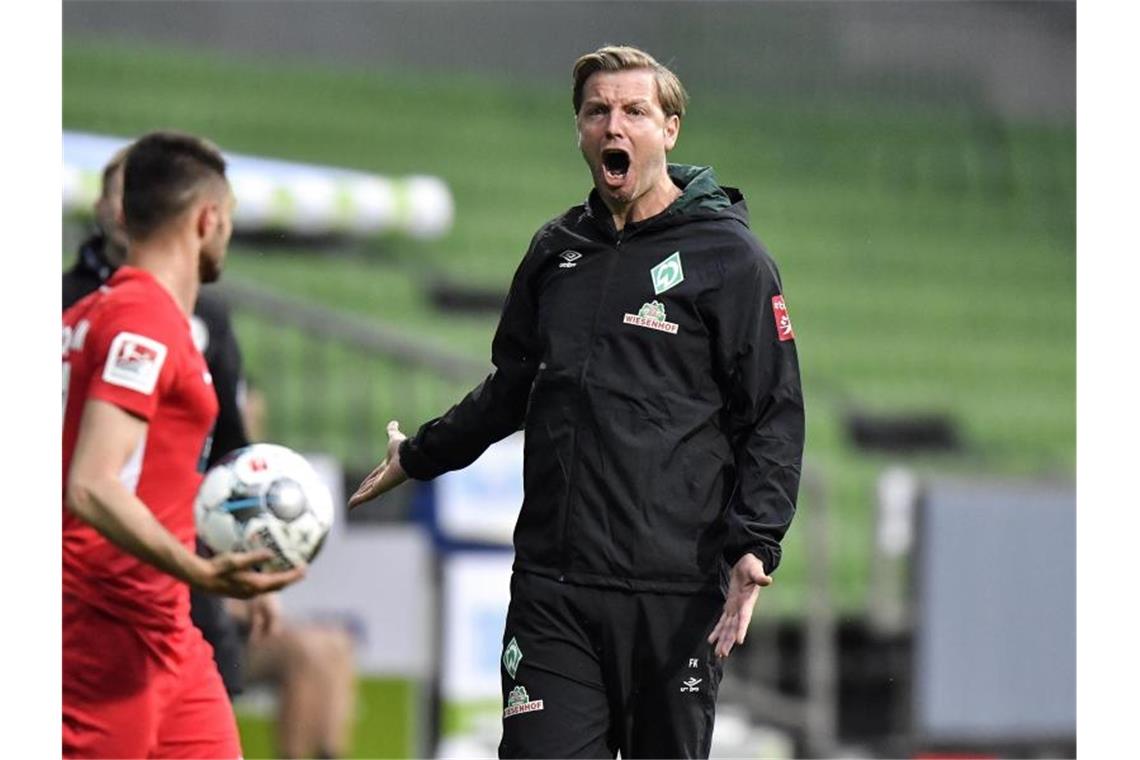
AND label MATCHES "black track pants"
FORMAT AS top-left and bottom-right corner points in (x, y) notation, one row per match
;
(498, 571), (725, 759)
